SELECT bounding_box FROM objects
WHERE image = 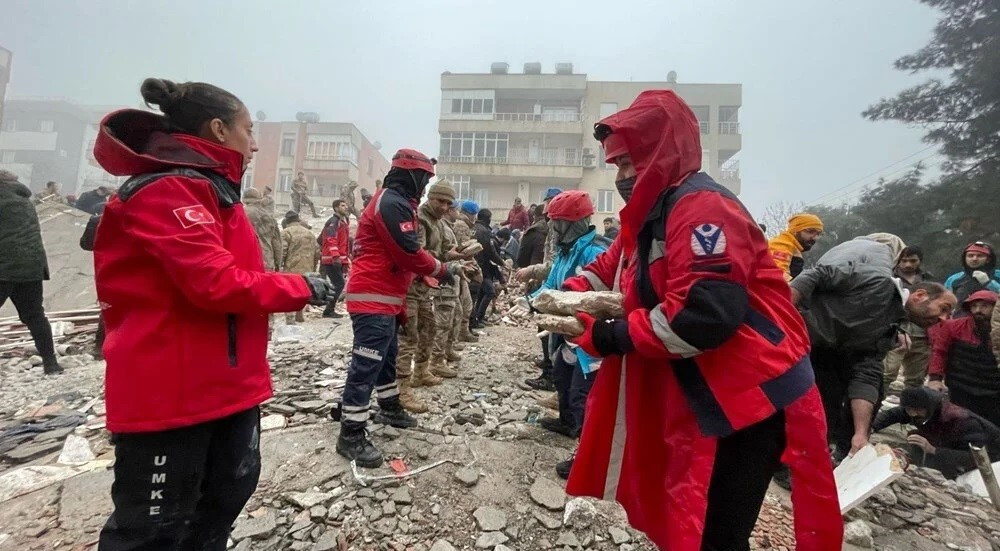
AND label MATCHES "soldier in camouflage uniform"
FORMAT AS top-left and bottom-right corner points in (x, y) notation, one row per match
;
(242, 188), (282, 271)
(434, 195), (470, 367)
(280, 211), (320, 323)
(452, 200), (482, 343)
